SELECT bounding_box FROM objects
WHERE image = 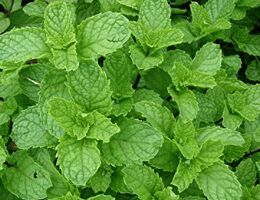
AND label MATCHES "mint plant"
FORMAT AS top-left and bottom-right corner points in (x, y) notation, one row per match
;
(0, 0), (260, 199)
